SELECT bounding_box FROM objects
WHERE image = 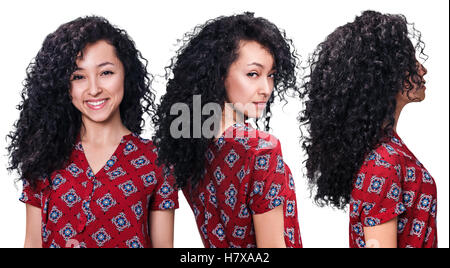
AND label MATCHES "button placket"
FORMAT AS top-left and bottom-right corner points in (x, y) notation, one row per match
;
(77, 177), (96, 233)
